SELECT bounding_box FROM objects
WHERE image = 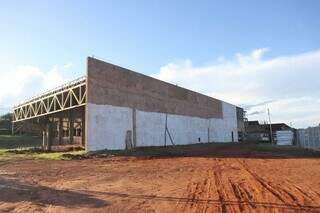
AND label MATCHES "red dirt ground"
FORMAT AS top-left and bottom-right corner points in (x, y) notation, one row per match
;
(0, 143), (320, 212)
